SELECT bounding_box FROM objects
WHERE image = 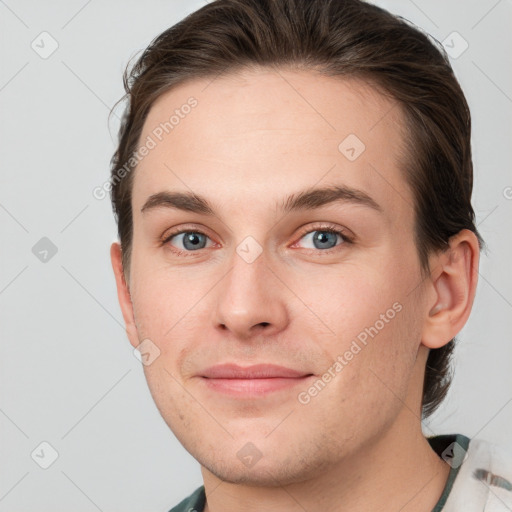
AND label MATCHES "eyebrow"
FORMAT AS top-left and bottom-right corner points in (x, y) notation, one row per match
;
(140, 185), (383, 216)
